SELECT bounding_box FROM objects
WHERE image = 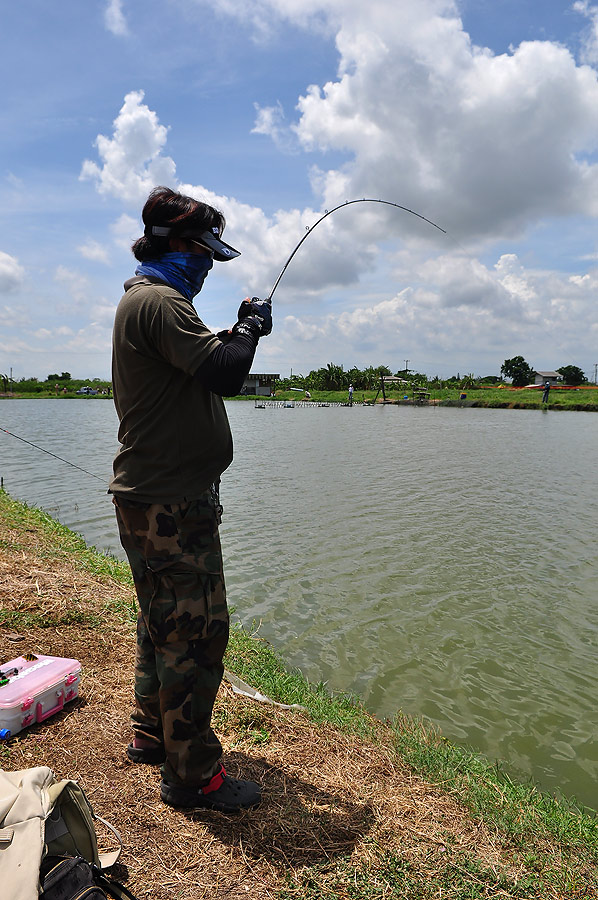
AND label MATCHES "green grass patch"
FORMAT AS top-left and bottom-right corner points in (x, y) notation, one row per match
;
(270, 387), (598, 410)
(281, 849), (545, 900)
(391, 715), (598, 893)
(0, 488), (136, 623)
(0, 608), (102, 630)
(225, 620), (378, 738)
